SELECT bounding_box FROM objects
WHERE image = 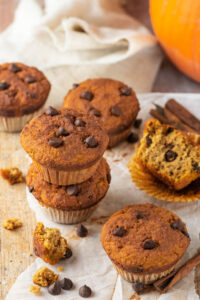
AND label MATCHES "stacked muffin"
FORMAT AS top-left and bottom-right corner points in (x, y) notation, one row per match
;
(21, 107), (111, 224)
